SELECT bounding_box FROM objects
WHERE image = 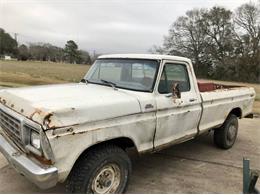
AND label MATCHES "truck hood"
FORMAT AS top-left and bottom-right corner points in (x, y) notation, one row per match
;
(0, 83), (141, 129)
